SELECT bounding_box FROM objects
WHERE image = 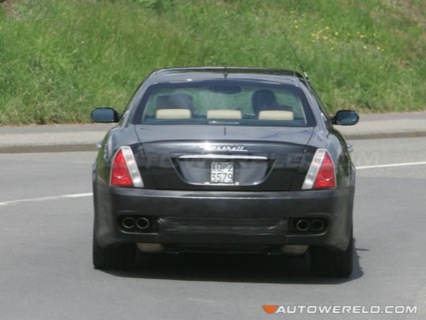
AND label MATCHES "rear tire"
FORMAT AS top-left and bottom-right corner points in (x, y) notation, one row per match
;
(93, 233), (135, 270)
(310, 237), (354, 278)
